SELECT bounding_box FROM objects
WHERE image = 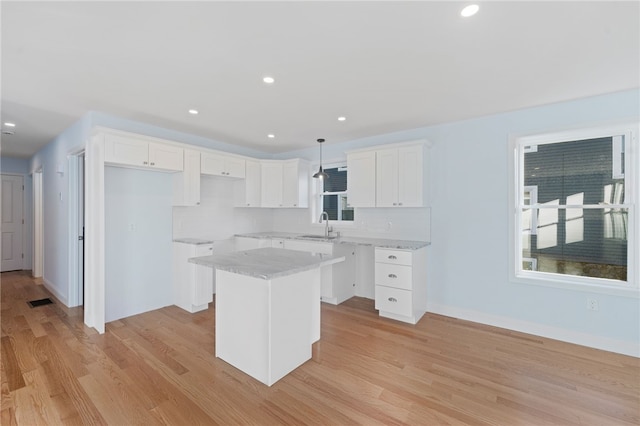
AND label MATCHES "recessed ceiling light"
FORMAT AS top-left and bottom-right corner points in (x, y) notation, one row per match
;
(267, 134), (275, 139)
(461, 4), (479, 17)
(4, 122), (16, 127)
(263, 76), (275, 84)
(337, 116), (346, 122)
(188, 109), (199, 115)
